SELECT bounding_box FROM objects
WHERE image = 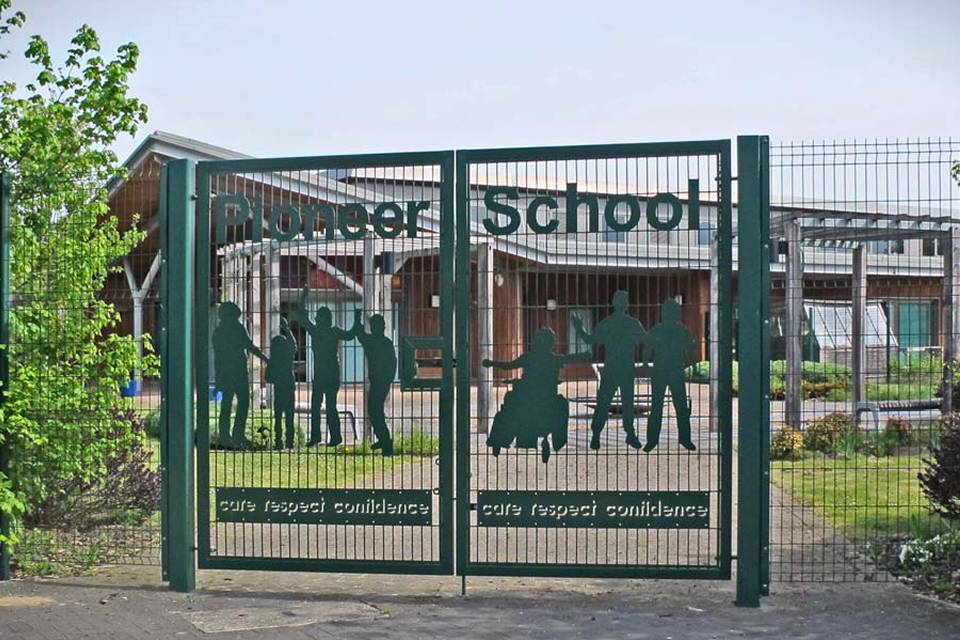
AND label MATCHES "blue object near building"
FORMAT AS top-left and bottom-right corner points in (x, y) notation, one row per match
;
(120, 379), (139, 397)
